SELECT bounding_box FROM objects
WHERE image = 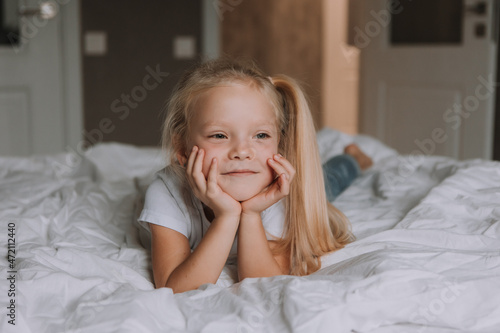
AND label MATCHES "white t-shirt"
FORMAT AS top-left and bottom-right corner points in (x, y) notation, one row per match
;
(137, 165), (285, 261)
